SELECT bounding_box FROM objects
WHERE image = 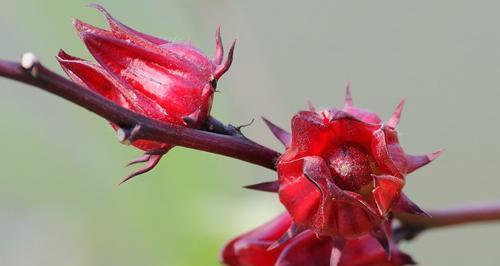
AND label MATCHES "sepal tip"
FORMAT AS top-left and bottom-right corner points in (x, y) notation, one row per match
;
(386, 97), (406, 128)
(344, 80), (353, 107)
(243, 180), (279, 193)
(262, 116), (291, 148)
